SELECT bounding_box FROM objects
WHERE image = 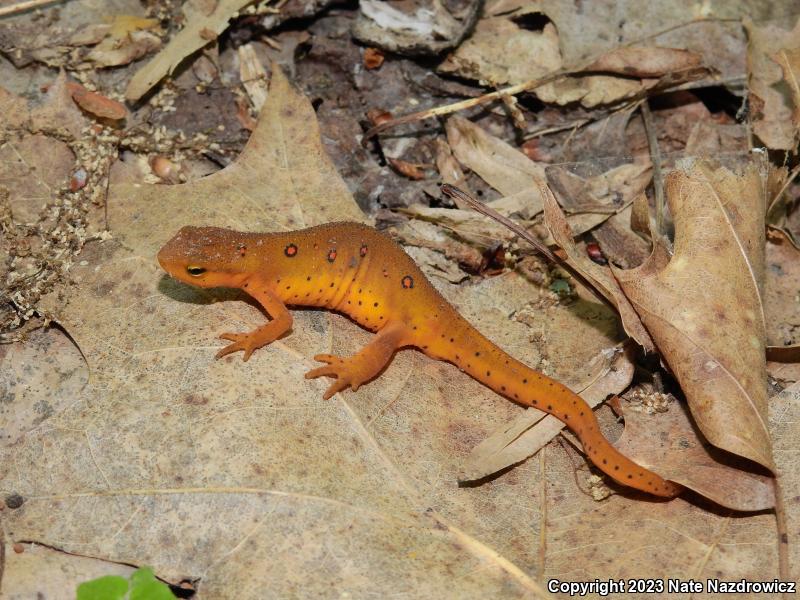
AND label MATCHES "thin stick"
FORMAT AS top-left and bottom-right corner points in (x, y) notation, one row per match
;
(640, 100), (666, 237)
(0, 0), (66, 17)
(440, 184), (614, 309)
(362, 17), (740, 145)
